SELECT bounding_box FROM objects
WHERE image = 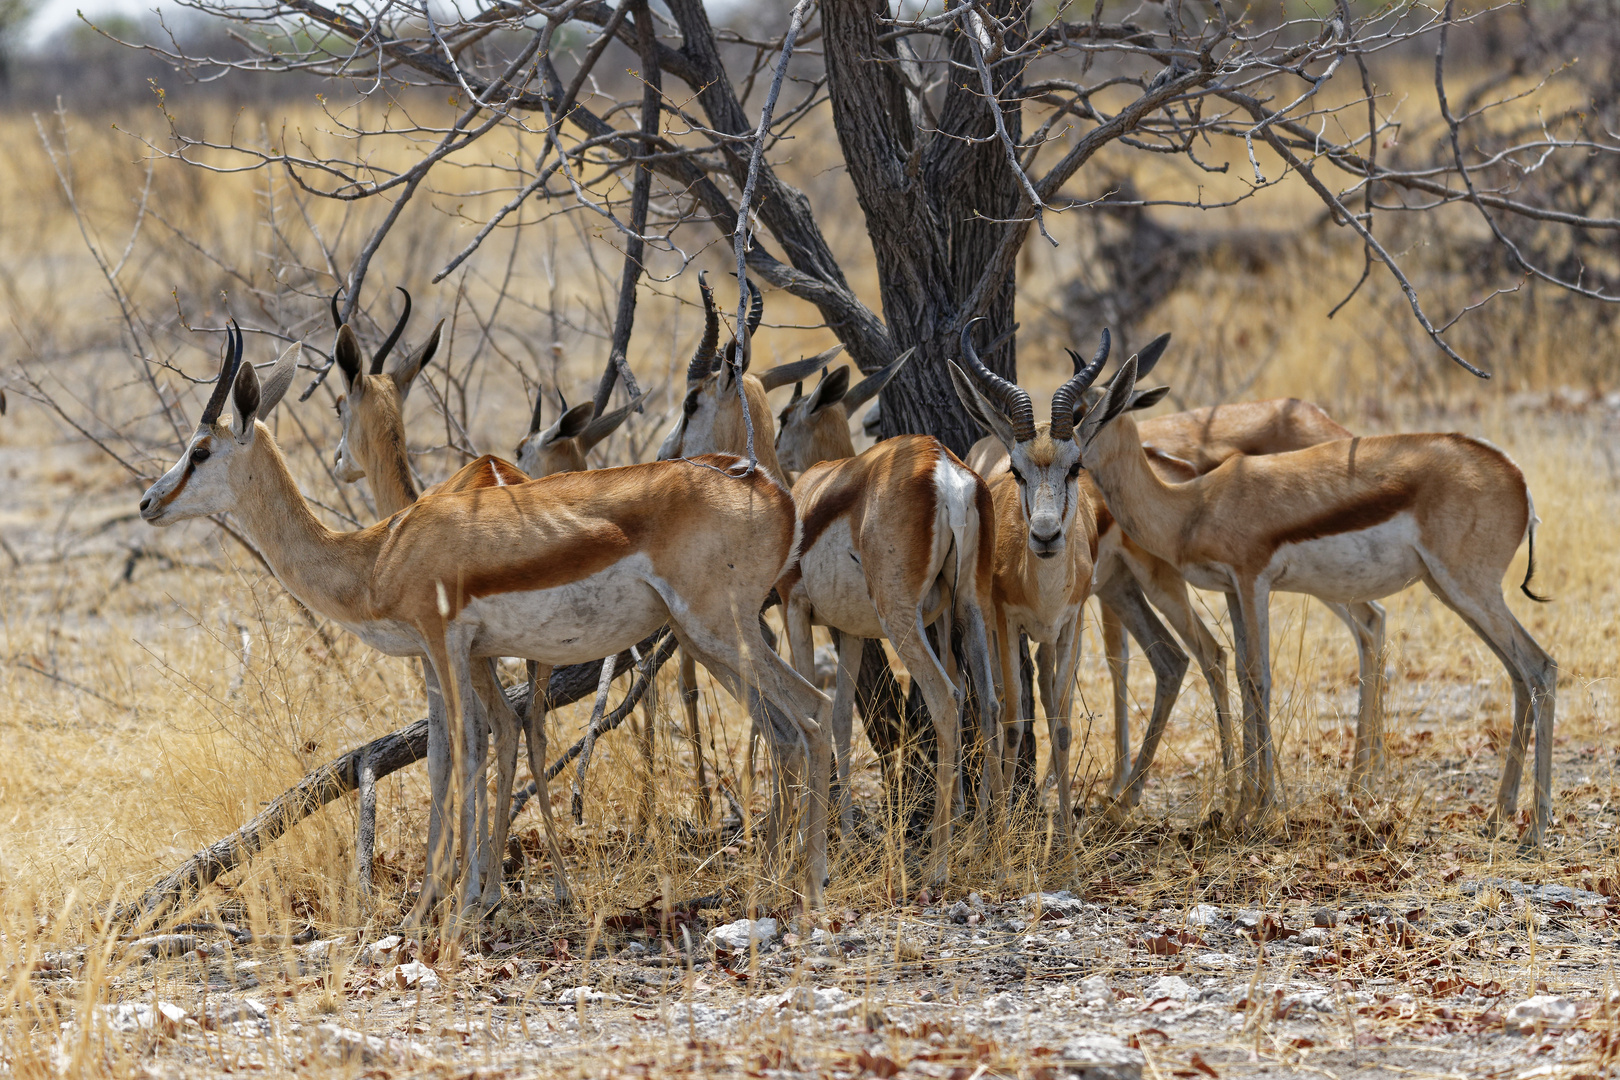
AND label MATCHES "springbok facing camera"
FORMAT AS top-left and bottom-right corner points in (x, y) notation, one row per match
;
(1074, 342), (1556, 843)
(946, 324), (1114, 849)
(140, 326), (833, 925)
